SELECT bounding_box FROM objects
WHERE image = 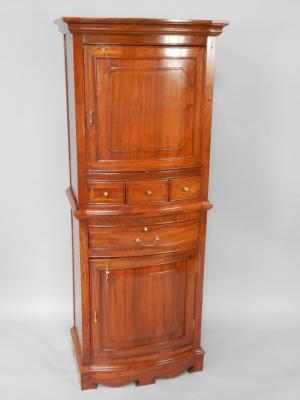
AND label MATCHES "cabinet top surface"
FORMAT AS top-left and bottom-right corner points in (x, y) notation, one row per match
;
(57, 17), (229, 35)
